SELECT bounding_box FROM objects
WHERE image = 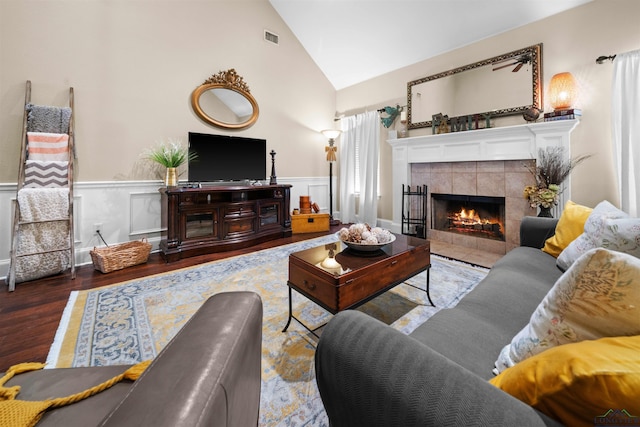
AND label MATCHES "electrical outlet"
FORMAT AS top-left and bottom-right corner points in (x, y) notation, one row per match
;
(94, 223), (103, 236)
